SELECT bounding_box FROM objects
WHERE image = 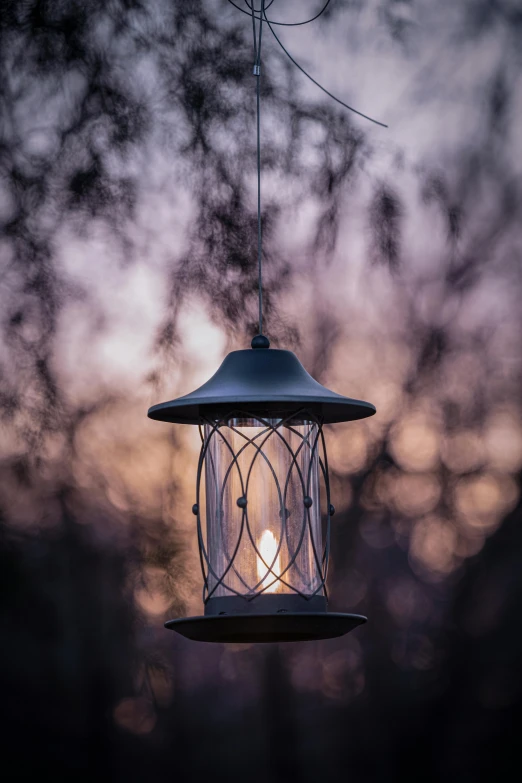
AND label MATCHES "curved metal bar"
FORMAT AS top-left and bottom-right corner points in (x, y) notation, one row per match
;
(260, 414), (324, 586)
(212, 425), (254, 593)
(284, 417), (331, 576)
(194, 408), (332, 605)
(232, 416), (299, 595)
(319, 424), (332, 581)
(195, 420), (213, 597)
(232, 427), (288, 595)
(221, 412), (310, 597)
(279, 421), (318, 588)
(204, 413), (296, 597)
(196, 418), (247, 600)
(205, 423), (248, 597)
(304, 423), (328, 587)
(278, 419), (328, 598)
(259, 411), (330, 592)
(204, 418), (255, 599)
(201, 412), (289, 598)
(232, 410), (326, 597)
(213, 417), (284, 594)
(238, 412), (323, 596)
(279, 417), (331, 597)
(197, 417), (260, 601)
(305, 420), (330, 597)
